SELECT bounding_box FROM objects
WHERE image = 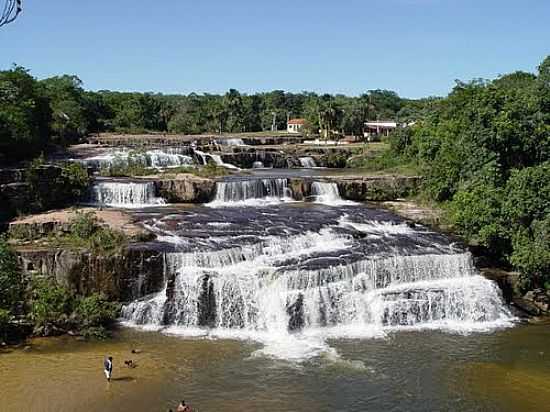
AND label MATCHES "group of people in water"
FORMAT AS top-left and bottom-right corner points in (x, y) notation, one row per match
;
(104, 355), (194, 411)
